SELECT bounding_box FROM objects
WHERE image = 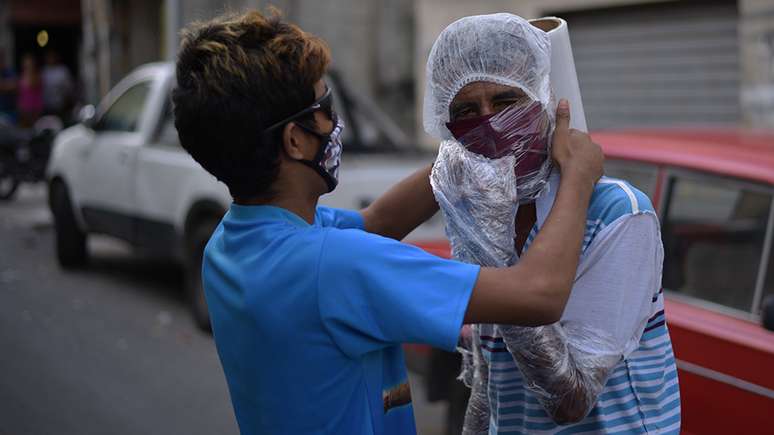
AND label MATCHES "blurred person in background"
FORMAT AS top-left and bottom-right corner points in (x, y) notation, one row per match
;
(17, 53), (43, 128)
(42, 50), (74, 121)
(0, 47), (18, 124)
(425, 13), (680, 434)
(172, 9), (604, 435)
